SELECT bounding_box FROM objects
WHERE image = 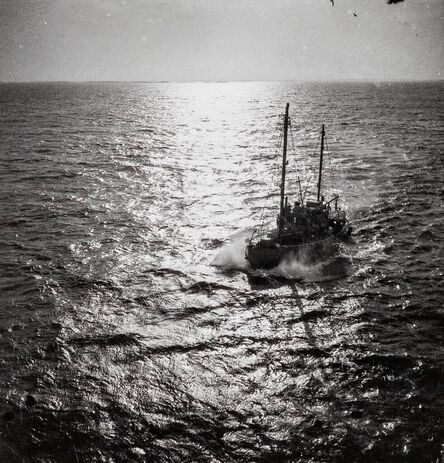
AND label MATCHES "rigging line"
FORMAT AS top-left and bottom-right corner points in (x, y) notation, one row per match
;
(290, 123), (324, 199)
(270, 115), (283, 177)
(274, 115), (284, 168)
(288, 118), (302, 196)
(325, 134), (331, 160)
(290, 121), (312, 202)
(323, 133), (337, 194)
(311, 131), (321, 191)
(254, 114), (285, 239)
(269, 115), (284, 192)
(314, 131), (321, 156)
(323, 131), (329, 157)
